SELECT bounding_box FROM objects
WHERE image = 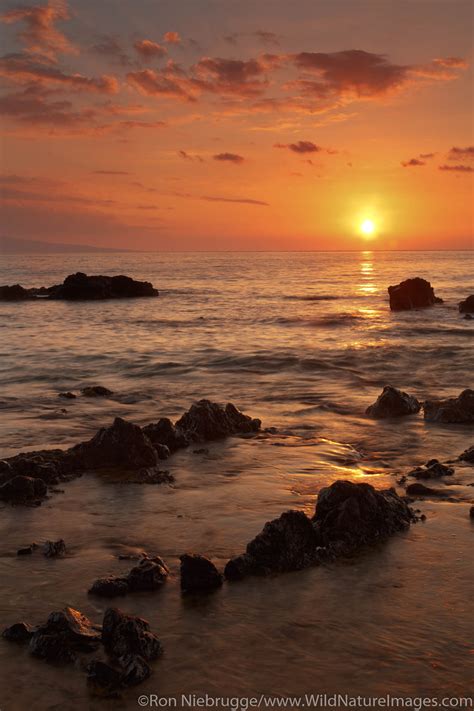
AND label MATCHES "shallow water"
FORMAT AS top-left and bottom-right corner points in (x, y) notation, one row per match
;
(0, 251), (473, 709)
